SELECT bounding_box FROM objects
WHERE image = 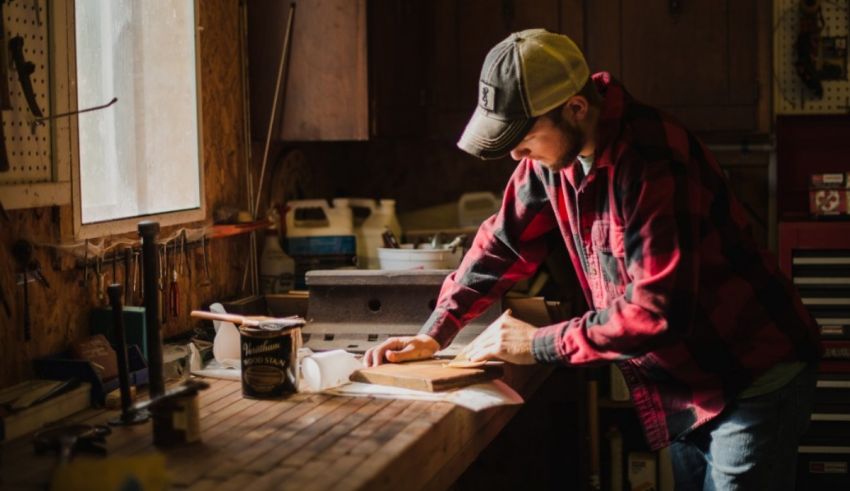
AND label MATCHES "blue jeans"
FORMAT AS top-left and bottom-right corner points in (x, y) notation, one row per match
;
(669, 365), (817, 490)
